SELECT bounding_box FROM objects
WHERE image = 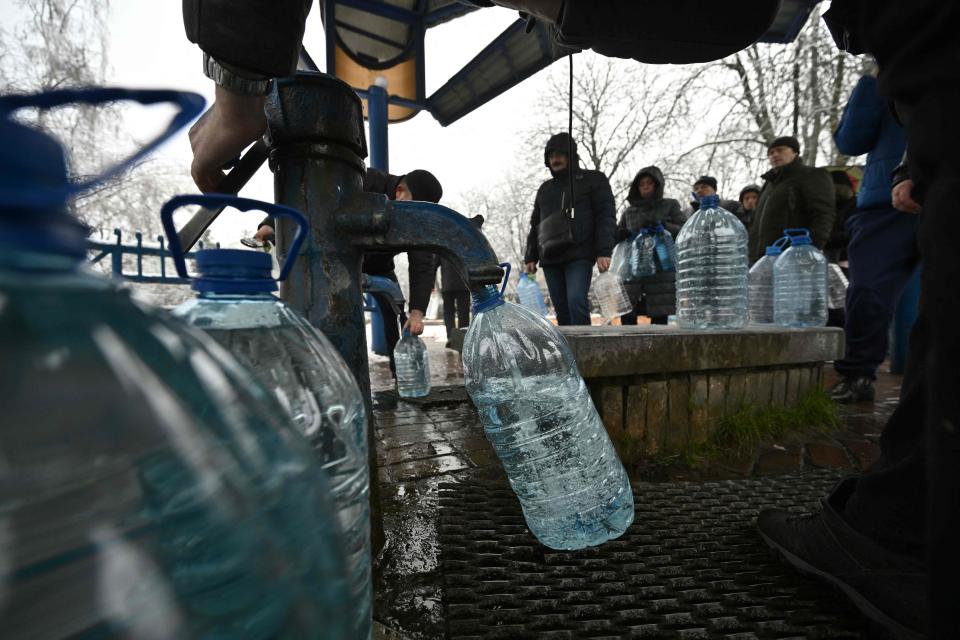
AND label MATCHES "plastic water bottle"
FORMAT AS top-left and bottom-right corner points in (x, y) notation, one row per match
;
(774, 228), (828, 327)
(591, 270), (632, 320)
(653, 225), (676, 272)
(631, 230), (657, 278)
(463, 266), (634, 550)
(827, 263), (848, 310)
(610, 238), (634, 282)
(748, 236), (789, 324)
(394, 331), (431, 397)
(516, 270), (548, 316)
(0, 90), (351, 638)
(675, 194), (749, 329)
(164, 195), (372, 639)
